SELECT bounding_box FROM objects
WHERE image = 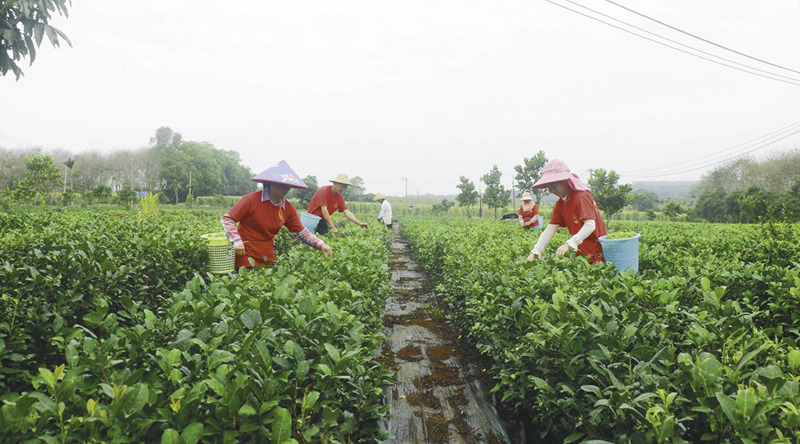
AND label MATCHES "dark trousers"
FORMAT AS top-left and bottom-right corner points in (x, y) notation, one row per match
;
(316, 219), (329, 235)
